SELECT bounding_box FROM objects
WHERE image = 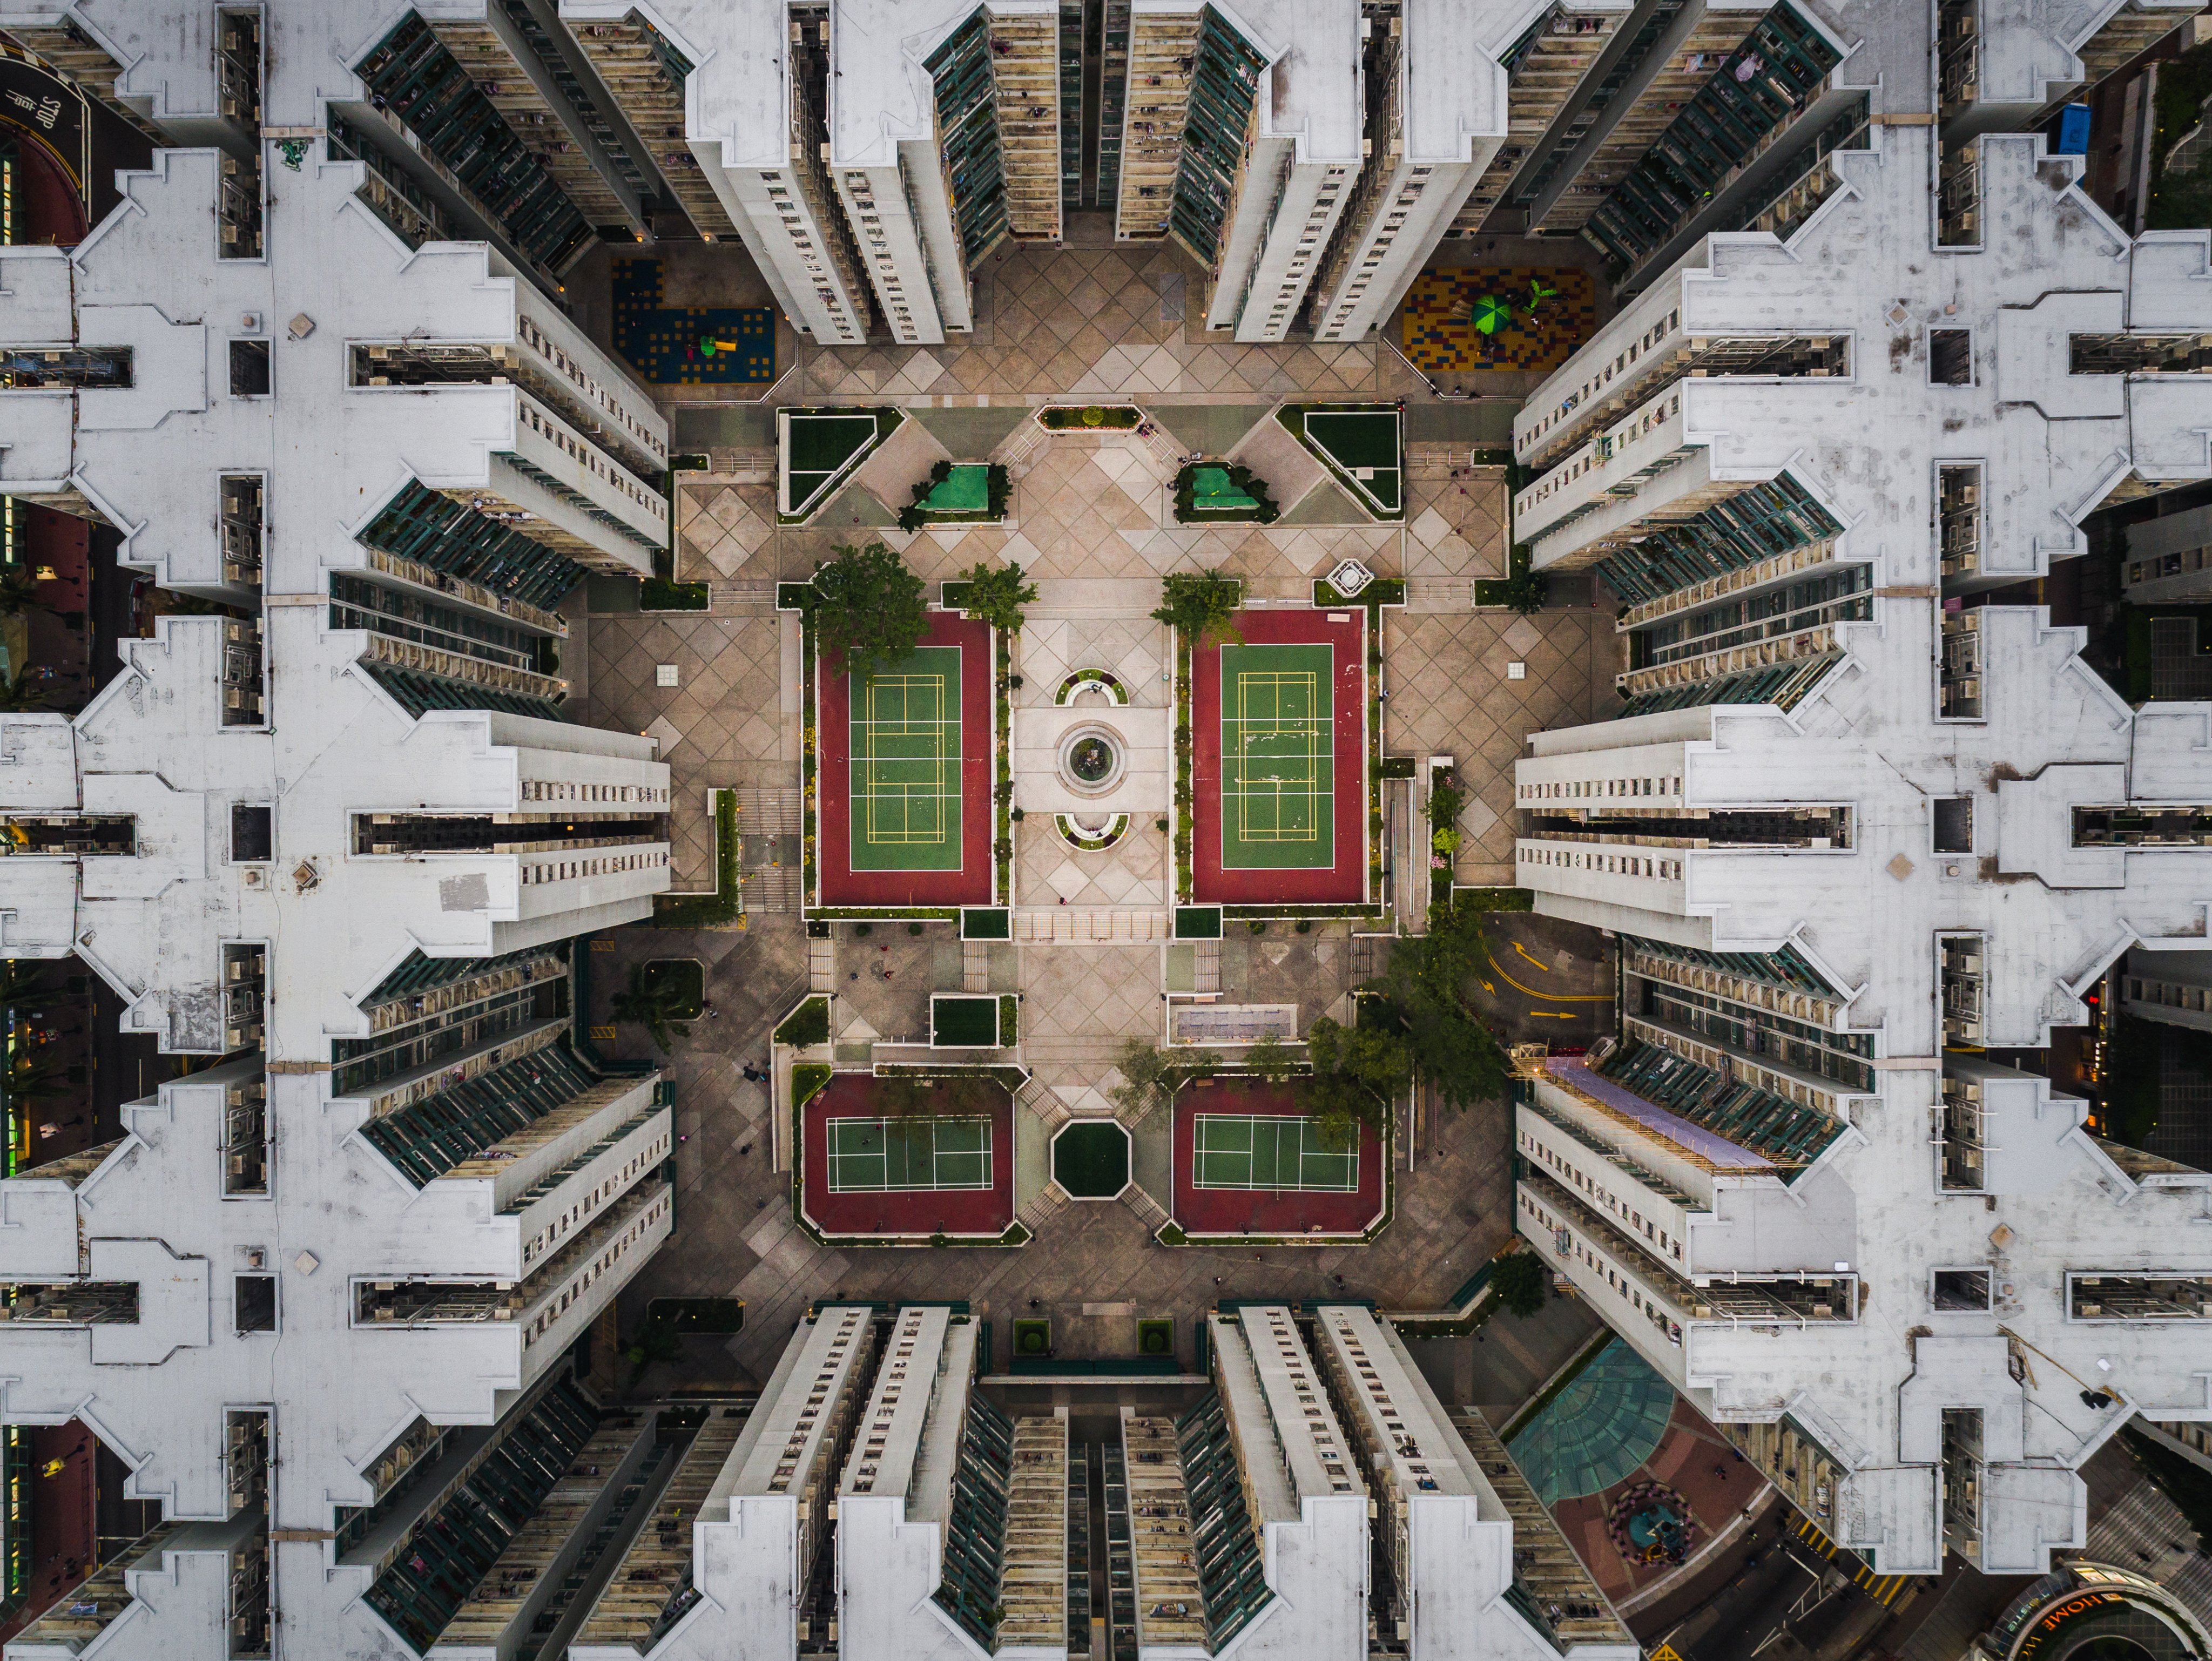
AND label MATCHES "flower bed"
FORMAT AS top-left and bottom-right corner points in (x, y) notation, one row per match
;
(1055, 666), (1128, 705)
(1040, 404), (1142, 430)
(1056, 813), (1128, 852)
